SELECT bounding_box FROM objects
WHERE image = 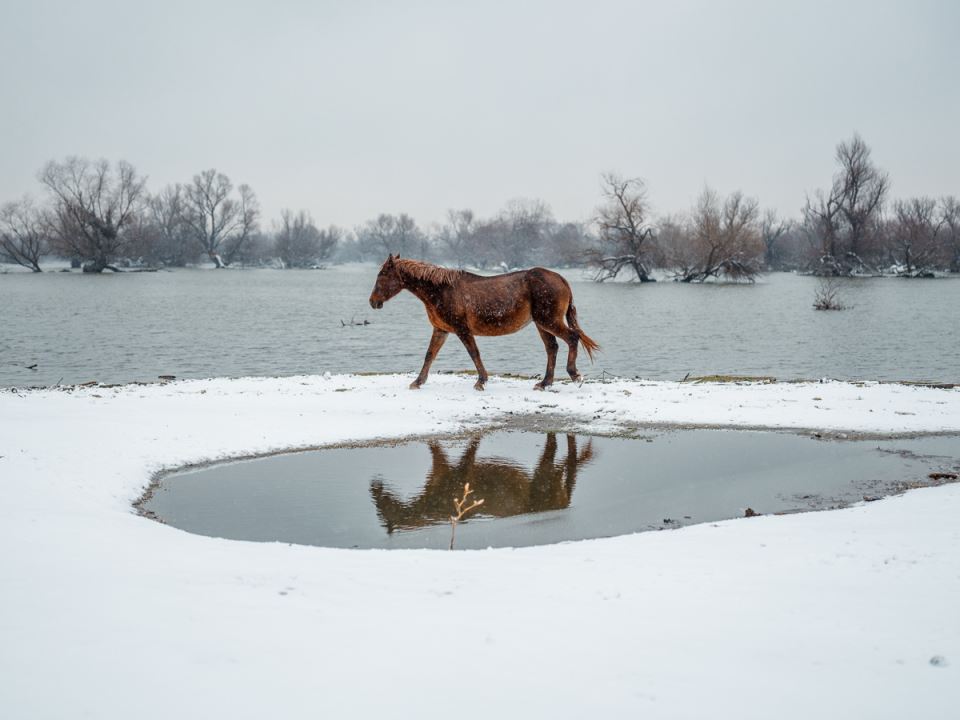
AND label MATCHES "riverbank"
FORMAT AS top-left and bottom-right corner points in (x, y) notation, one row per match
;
(2, 375), (959, 718)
